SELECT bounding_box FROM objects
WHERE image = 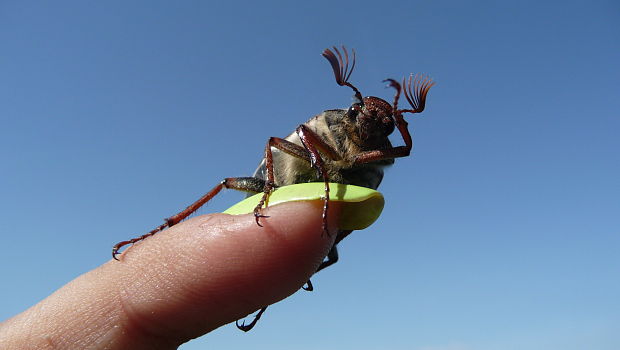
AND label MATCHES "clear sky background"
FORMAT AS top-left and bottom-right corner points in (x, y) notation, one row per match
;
(1, 1), (618, 349)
